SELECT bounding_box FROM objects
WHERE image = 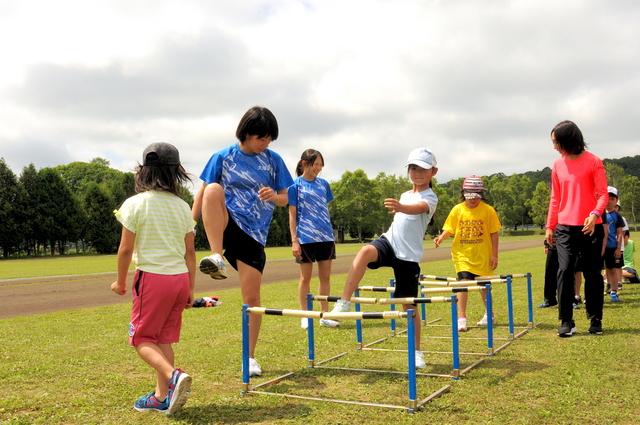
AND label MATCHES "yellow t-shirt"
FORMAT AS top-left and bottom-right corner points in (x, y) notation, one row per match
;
(442, 202), (502, 276)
